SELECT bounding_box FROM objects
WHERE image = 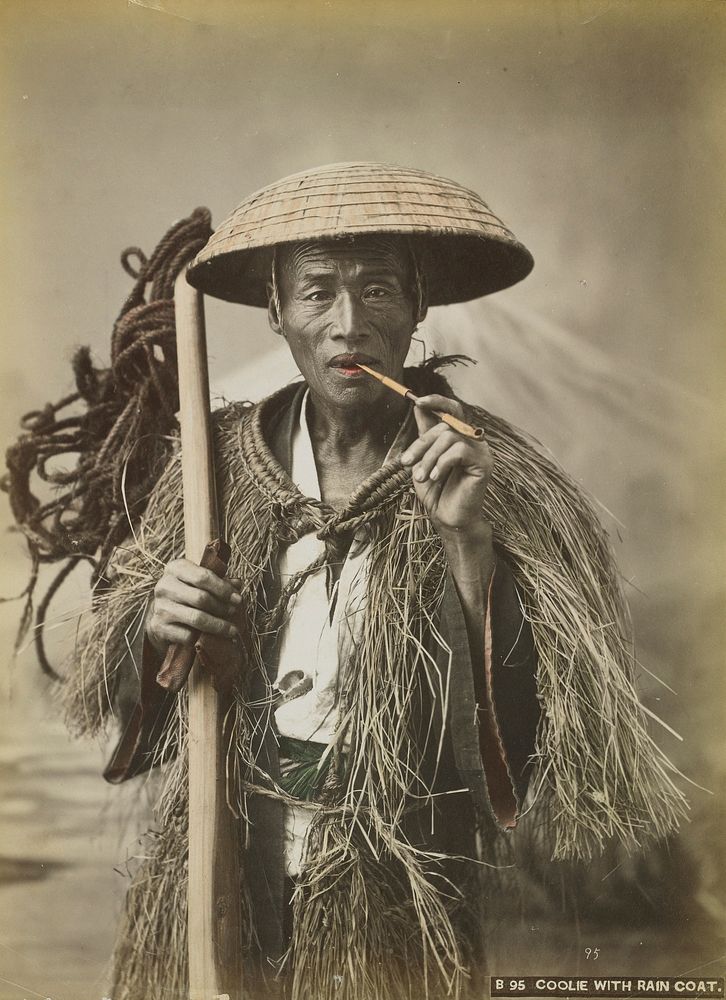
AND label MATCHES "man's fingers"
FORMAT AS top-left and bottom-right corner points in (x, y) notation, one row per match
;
(410, 432), (460, 482)
(413, 394), (465, 418)
(154, 599), (239, 641)
(155, 623), (197, 648)
(402, 424), (486, 483)
(400, 422), (449, 466)
(413, 394), (464, 433)
(430, 441), (488, 482)
(167, 558), (242, 604)
(420, 476), (445, 508)
(412, 395), (467, 437)
(157, 579), (237, 620)
(147, 557), (244, 653)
